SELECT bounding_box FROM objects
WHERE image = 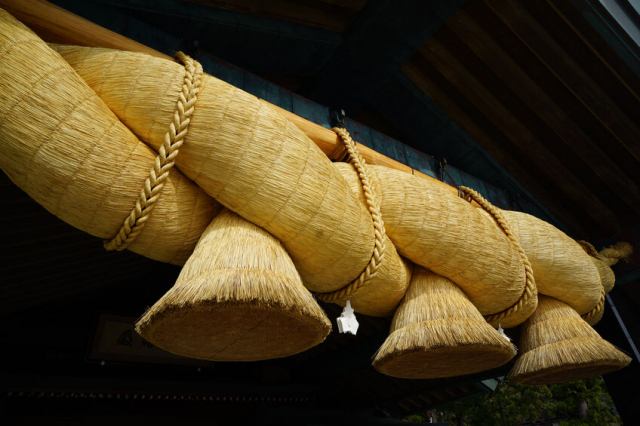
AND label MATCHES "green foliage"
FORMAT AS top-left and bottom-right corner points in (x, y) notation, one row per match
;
(403, 377), (622, 425)
(403, 414), (426, 423)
